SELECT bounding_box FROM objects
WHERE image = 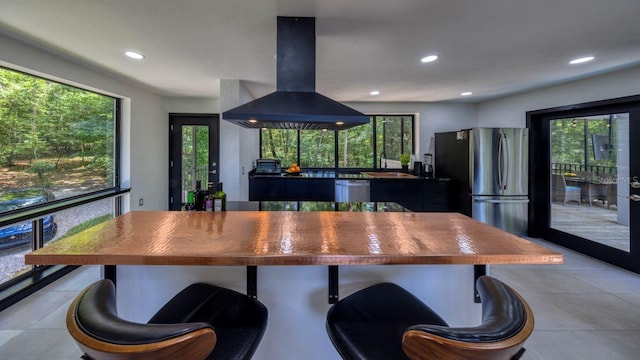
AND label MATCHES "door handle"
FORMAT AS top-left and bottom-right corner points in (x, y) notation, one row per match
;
(630, 194), (640, 202)
(497, 135), (504, 190)
(474, 199), (530, 204)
